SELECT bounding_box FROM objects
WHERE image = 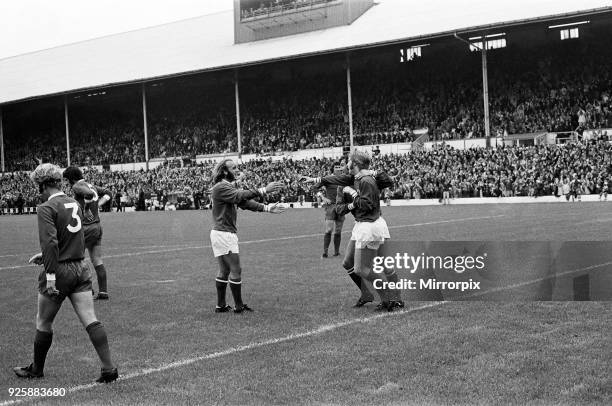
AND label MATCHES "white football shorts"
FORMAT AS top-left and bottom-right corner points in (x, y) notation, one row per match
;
(210, 230), (239, 257)
(351, 216), (390, 250)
